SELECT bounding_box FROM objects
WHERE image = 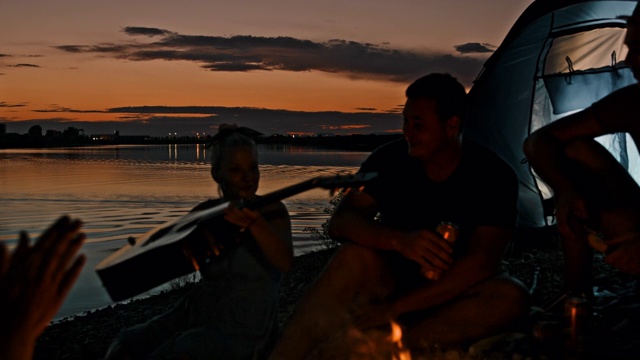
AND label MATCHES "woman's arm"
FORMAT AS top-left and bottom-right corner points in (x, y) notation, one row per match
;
(225, 201), (293, 273)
